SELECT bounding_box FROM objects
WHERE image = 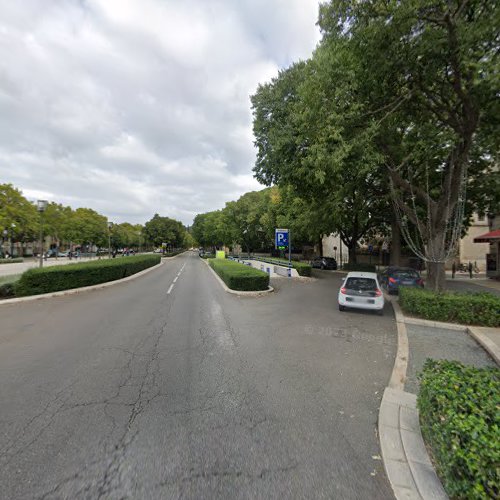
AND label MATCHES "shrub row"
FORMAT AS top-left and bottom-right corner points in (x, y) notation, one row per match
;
(209, 259), (269, 291)
(0, 258), (23, 264)
(15, 254), (161, 297)
(418, 359), (500, 499)
(399, 287), (500, 327)
(256, 257), (312, 277)
(162, 250), (183, 257)
(0, 281), (16, 298)
(341, 263), (376, 272)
